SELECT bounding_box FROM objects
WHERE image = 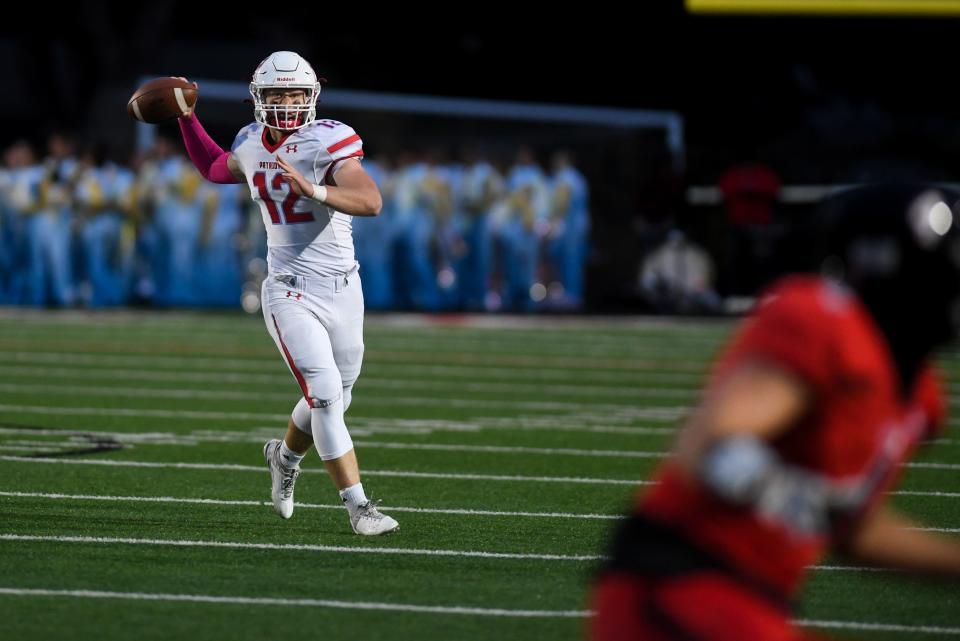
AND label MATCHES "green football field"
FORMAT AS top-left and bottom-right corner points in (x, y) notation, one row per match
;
(0, 309), (957, 640)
